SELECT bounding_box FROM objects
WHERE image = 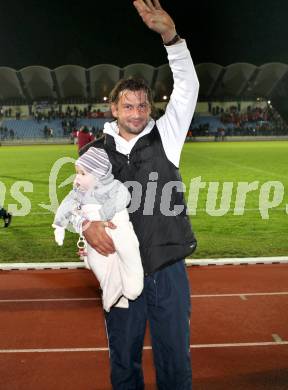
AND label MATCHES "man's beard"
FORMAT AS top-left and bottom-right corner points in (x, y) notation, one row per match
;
(118, 119), (148, 135)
